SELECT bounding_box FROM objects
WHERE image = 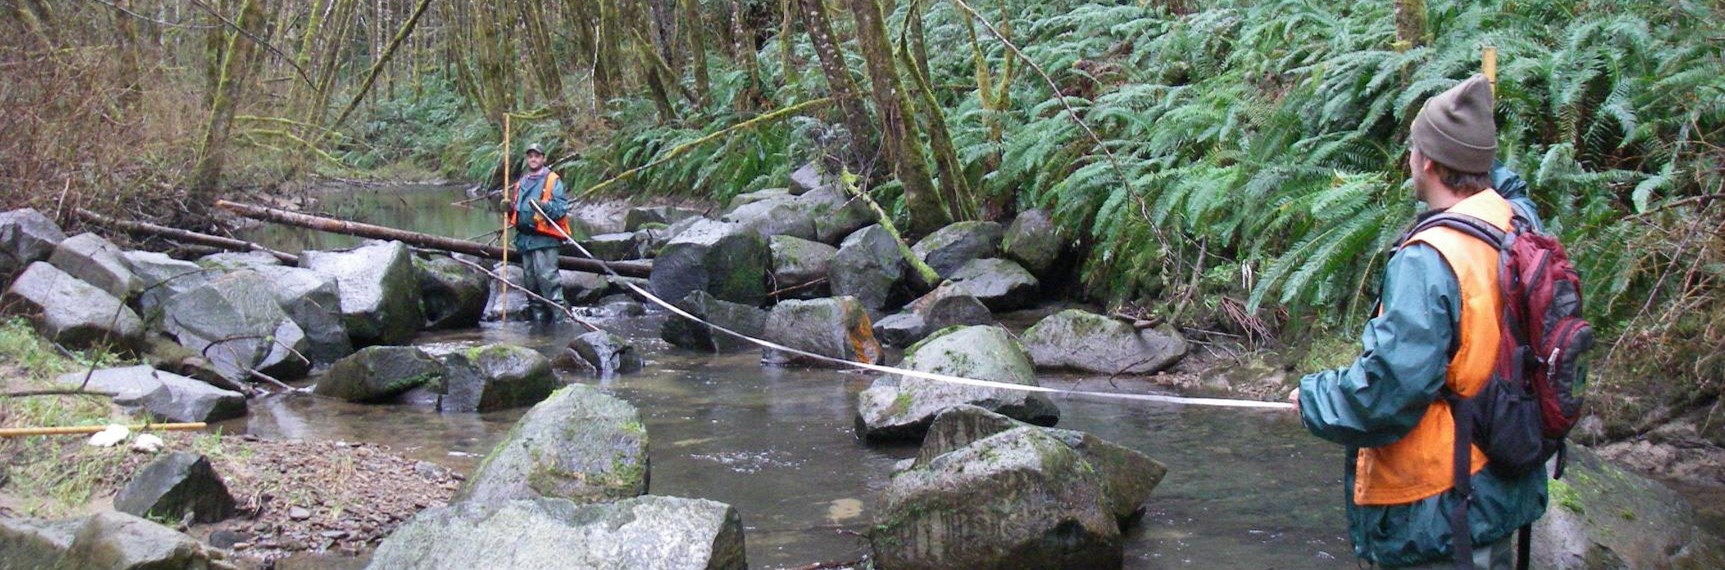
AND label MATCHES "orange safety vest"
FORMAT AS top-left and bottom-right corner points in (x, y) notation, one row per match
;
(507, 171), (573, 239)
(1354, 189), (1512, 506)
